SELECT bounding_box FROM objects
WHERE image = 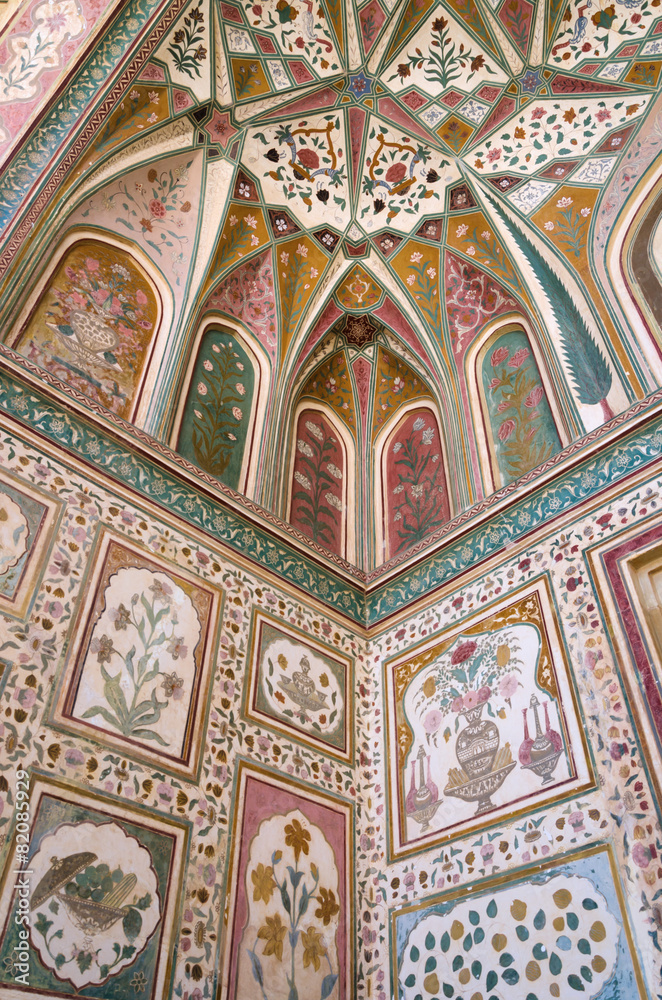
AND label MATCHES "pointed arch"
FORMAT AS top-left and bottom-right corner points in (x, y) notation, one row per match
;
(286, 402), (357, 563)
(374, 400), (452, 565)
(467, 317), (565, 492)
(168, 316), (270, 498)
(615, 164), (662, 382)
(8, 230), (170, 422)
